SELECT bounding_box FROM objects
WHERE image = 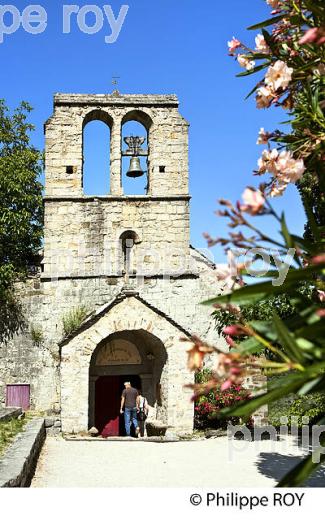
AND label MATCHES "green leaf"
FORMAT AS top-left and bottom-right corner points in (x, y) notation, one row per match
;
(289, 234), (318, 254)
(280, 212), (294, 249)
(245, 83), (259, 100)
(298, 377), (324, 395)
(261, 29), (277, 53)
(236, 63), (269, 77)
(218, 377), (306, 418)
(303, 0), (325, 18)
(236, 336), (265, 355)
(272, 312), (305, 364)
(277, 449), (325, 487)
(202, 263), (325, 307)
(277, 415), (325, 486)
(247, 15), (286, 31)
